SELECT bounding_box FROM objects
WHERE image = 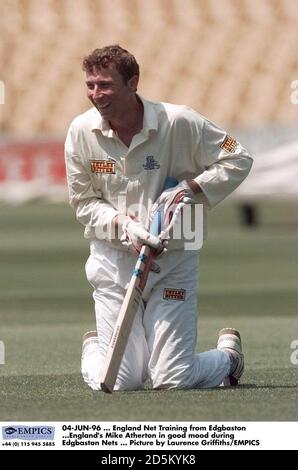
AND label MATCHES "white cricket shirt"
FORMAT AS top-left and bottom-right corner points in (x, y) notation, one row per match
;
(65, 96), (252, 249)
